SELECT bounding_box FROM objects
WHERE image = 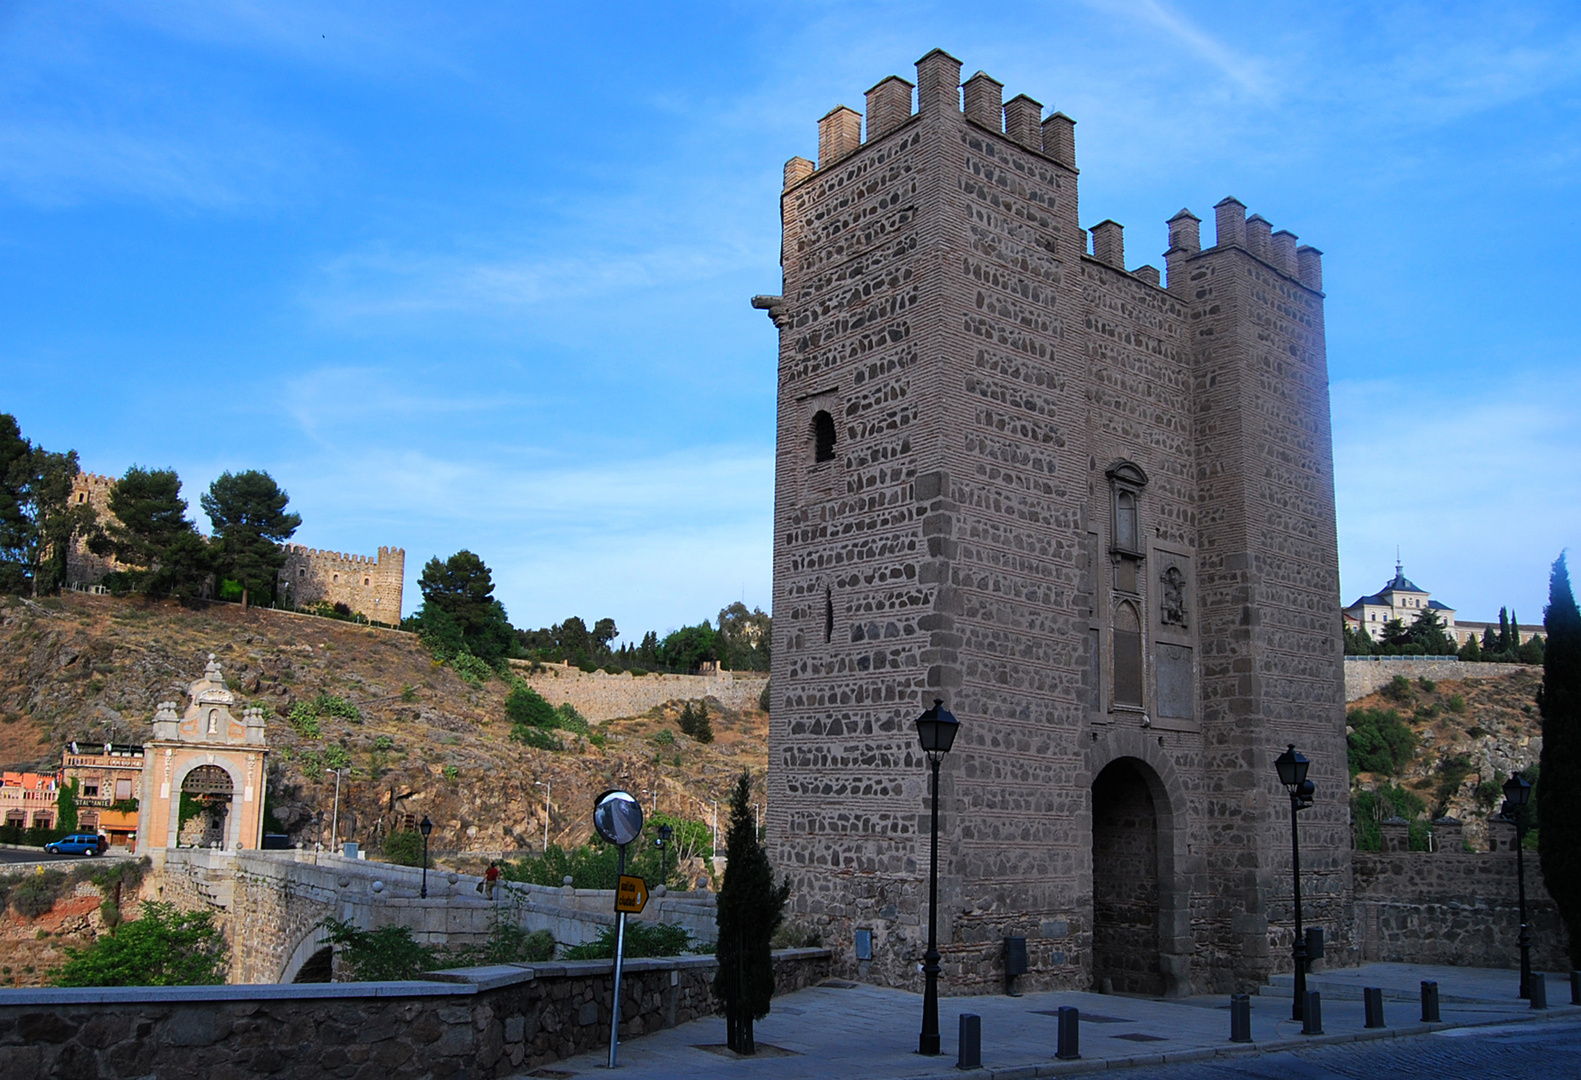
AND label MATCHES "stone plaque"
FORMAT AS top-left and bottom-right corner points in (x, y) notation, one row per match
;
(1156, 644), (1194, 719)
